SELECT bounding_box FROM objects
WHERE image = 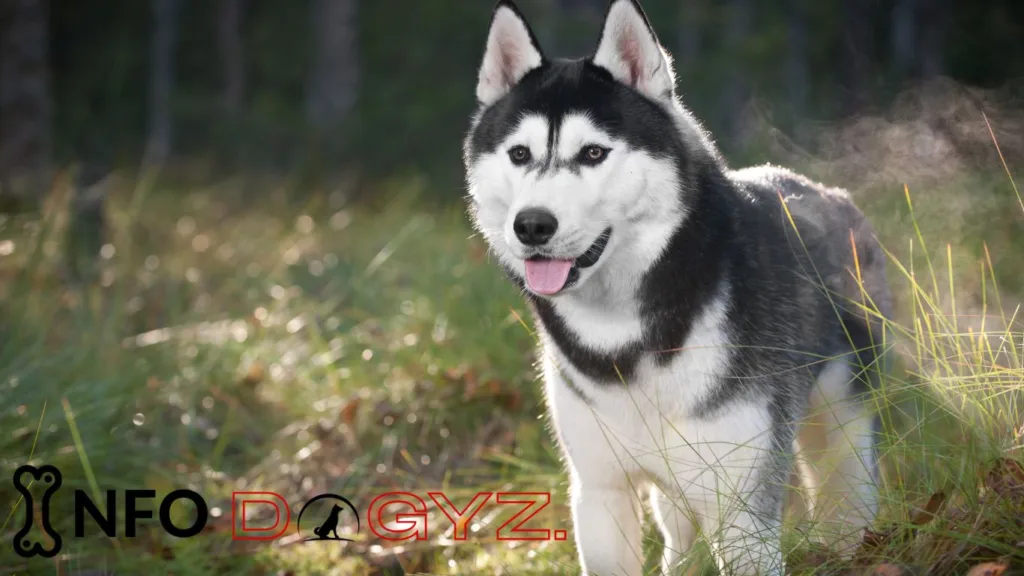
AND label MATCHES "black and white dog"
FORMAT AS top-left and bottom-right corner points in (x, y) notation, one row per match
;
(462, 1), (892, 574)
